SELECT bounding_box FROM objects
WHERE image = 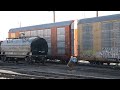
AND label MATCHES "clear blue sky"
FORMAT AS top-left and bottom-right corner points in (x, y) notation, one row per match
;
(0, 11), (120, 40)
